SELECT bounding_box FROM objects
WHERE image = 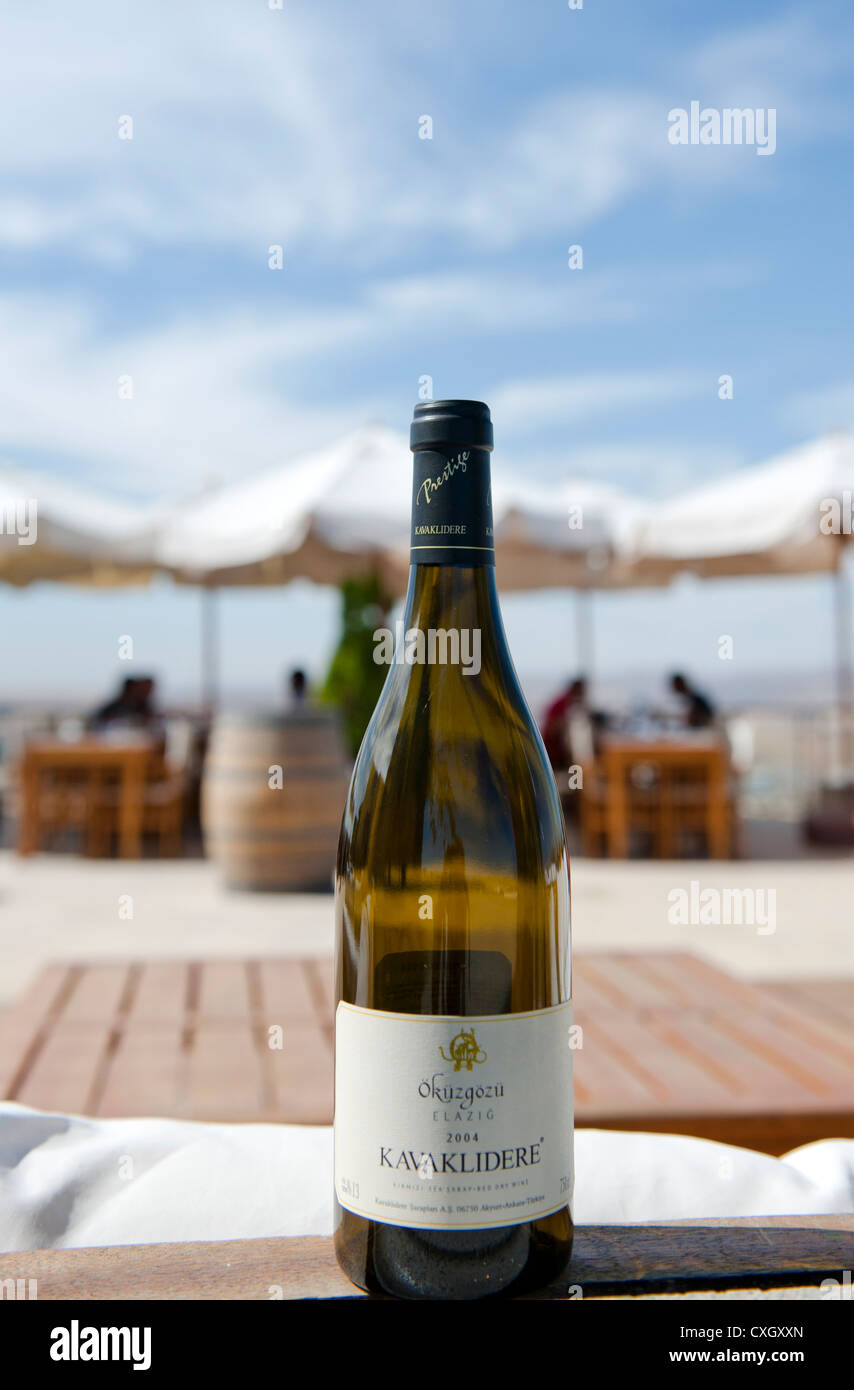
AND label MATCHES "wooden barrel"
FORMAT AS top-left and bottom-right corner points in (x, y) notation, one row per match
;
(202, 710), (352, 890)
